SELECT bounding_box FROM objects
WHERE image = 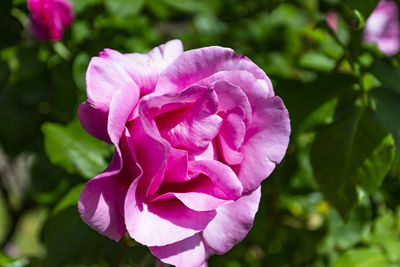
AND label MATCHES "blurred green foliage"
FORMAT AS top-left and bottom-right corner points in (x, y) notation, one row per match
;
(1, 0), (400, 266)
